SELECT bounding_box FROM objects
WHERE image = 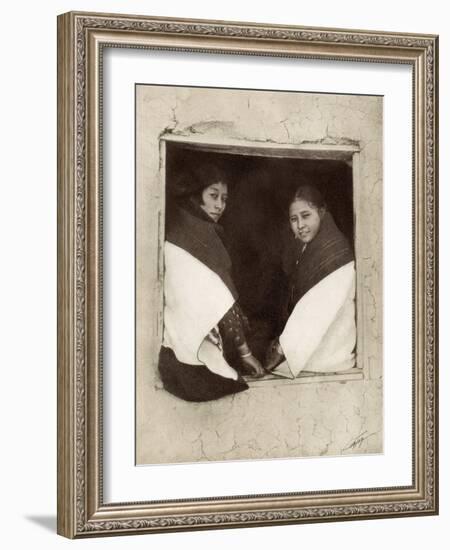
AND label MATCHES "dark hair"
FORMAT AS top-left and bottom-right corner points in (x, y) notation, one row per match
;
(289, 185), (326, 211)
(172, 162), (229, 202)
